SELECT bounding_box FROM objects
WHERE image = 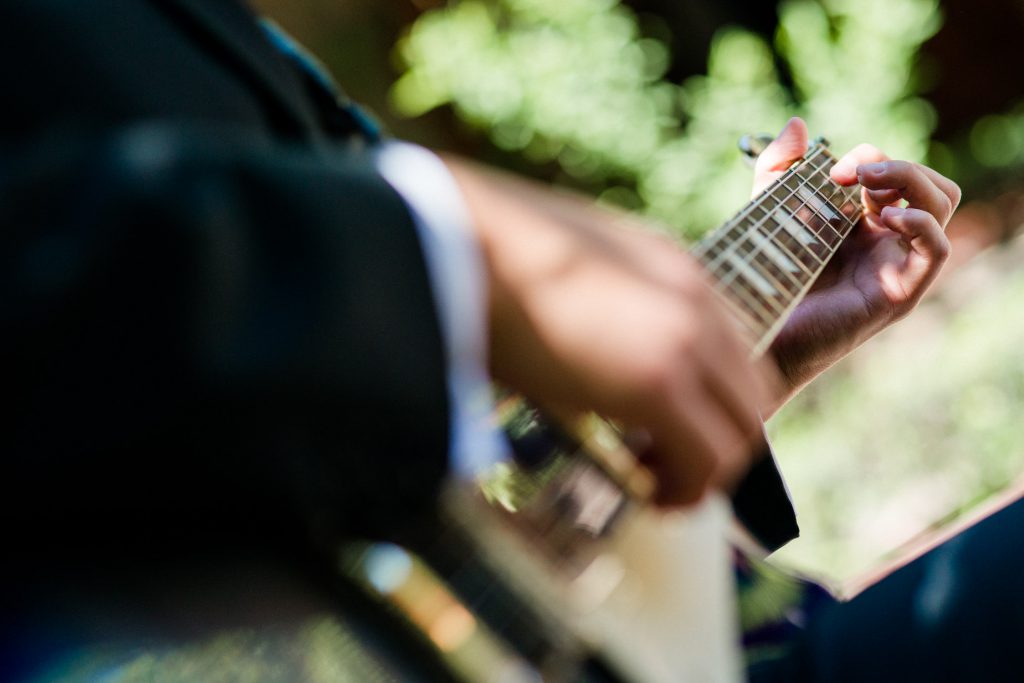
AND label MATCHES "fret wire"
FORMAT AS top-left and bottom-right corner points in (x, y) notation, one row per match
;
(712, 222), (818, 316)
(763, 154), (846, 253)
(840, 183), (865, 227)
(820, 178), (863, 236)
(750, 224), (812, 285)
(712, 275), (783, 323)
(704, 145), (832, 275)
(753, 219), (816, 279)
(815, 179), (860, 239)
(717, 274), (779, 325)
(692, 145), (826, 262)
(809, 164), (854, 240)
(710, 147), (864, 354)
(710, 147), (832, 289)
(775, 179), (833, 258)
(796, 158), (838, 228)
(764, 225), (824, 270)
(745, 245), (800, 297)
(742, 145), (831, 223)
(798, 166), (840, 240)
(739, 147), (830, 236)
(716, 219), (804, 295)
(706, 231), (782, 326)
(730, 225), (802, 296)
(721, 295), (770, 340)
(772, 158), (859, 238)
(770, 185), (839, 264)
(696, 143), (865, 355)
(706, 271), (771, 341)
(709, 220), (787, 296)
(751, 170), (864, 353)
(791, 169), (845, 247)
(816, 174), (850, 225)
(705, 230), (780, 324)
(704, 202), (815, 282)
(770, 169), (839, 266)
(735, 268), (786, 314)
